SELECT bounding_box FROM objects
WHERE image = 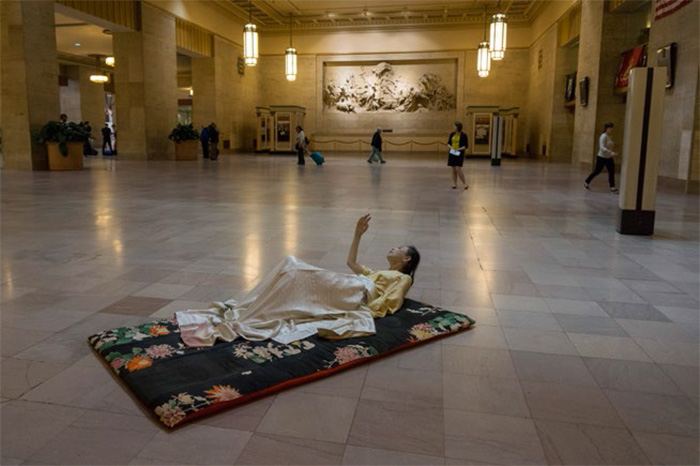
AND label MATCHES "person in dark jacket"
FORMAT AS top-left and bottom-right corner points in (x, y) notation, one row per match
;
(208, 122), (220, 160)
(200, 125), (210, 159)
(101, 124), (113, 155)
(367, 127), (386, 164)
(446, 121), (469, 190)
